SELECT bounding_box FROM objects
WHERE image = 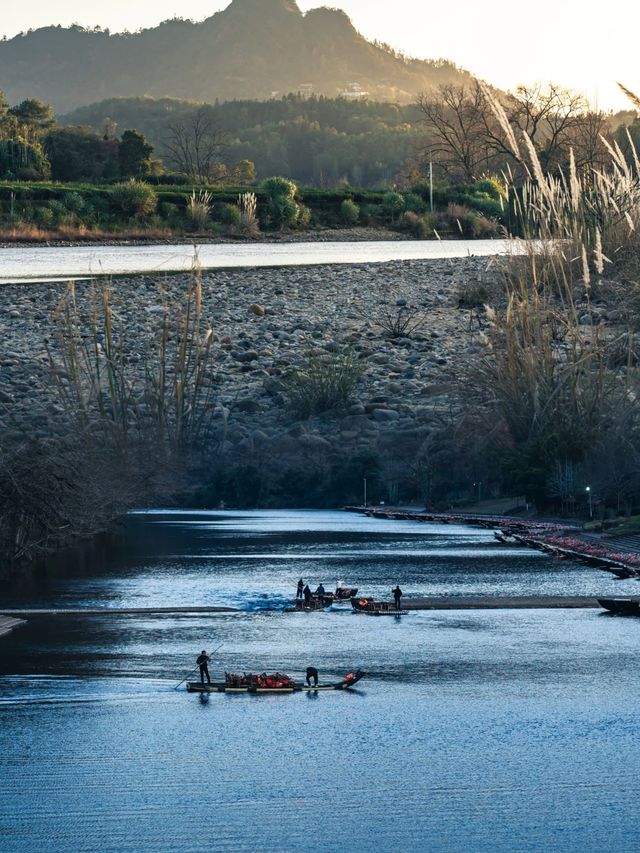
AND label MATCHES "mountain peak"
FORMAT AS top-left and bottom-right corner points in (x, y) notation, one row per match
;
(0, 1), (473, 113)
(224, 0), (302, 15)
